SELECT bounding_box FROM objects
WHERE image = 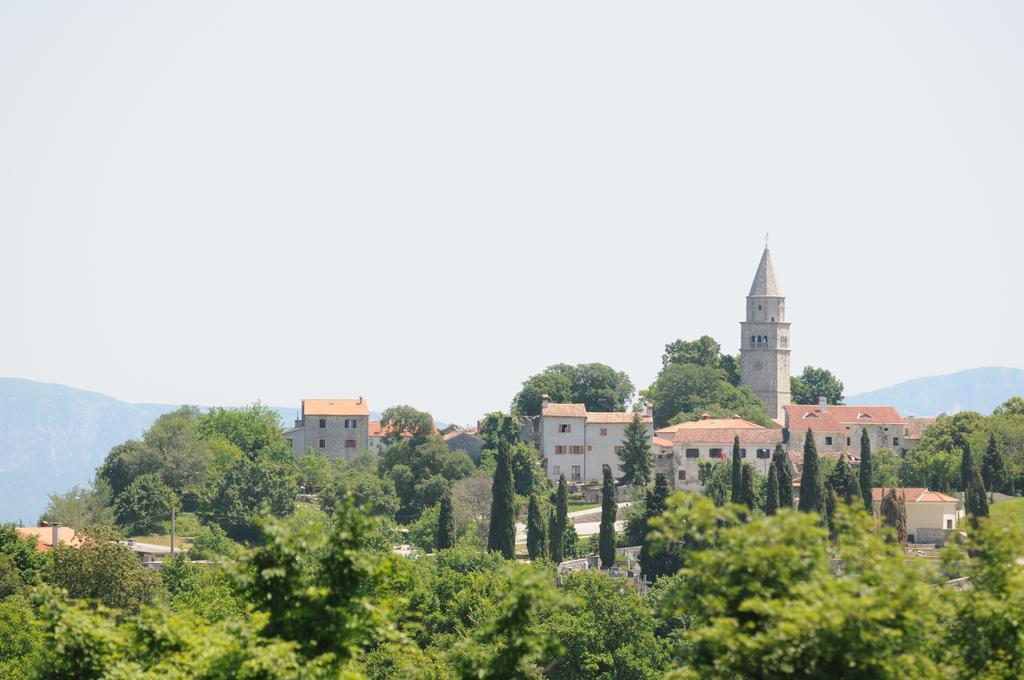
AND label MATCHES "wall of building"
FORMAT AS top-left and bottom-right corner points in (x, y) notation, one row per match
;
(789, 423), (907, 457)
(542, 415), (587, 481)
(289, 414), (369, 461)
(668, 443), (774, 490)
